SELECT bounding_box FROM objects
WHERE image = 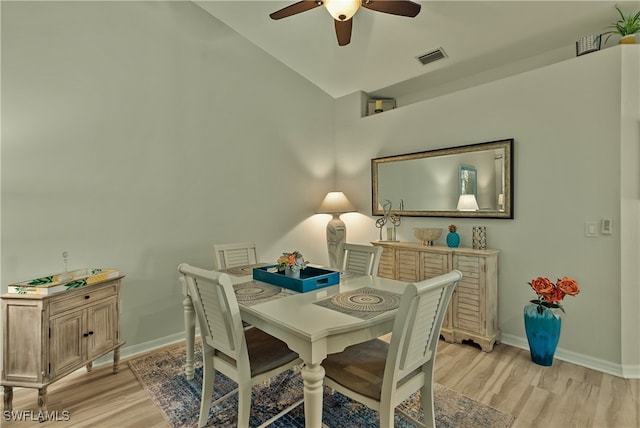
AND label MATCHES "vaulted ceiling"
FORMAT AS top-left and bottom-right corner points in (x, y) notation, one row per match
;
(195, 1), (636, 98)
